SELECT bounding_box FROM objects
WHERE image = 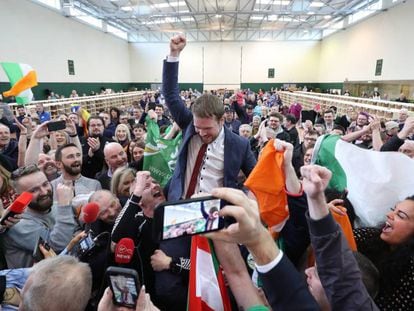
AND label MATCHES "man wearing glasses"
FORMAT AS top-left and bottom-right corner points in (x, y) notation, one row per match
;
(292, 129), (319, 177)
(81, 116), (114, 178)
(3, 165), (76, 268)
